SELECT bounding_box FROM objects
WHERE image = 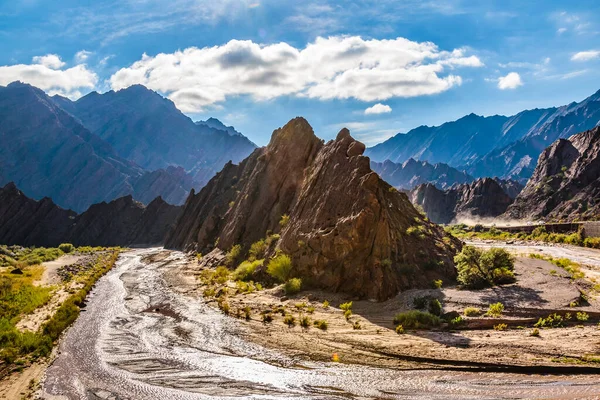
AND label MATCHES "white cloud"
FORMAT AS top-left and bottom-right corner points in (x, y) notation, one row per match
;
(0, 55), (97, 99)
(571, 50), (600, 62)
(75, 50), (93, 63)
(365, 103), (392, 115)
(109, 36), (483, 112)
(32, 54), (65, 69)
(497, 72), (522, 90)
(557, 27), (567, 34)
